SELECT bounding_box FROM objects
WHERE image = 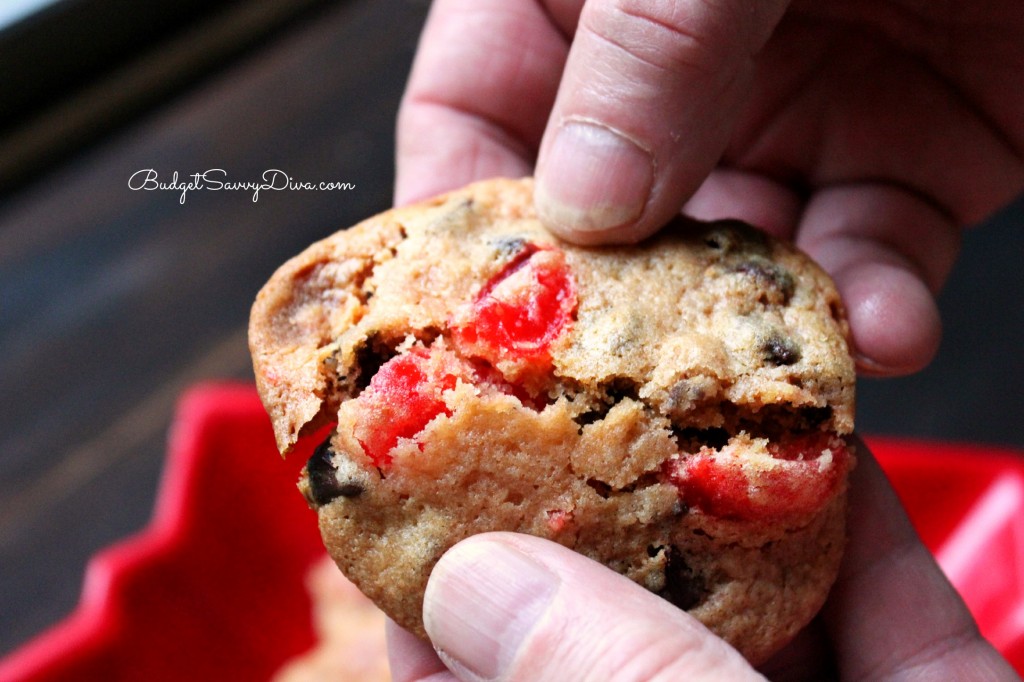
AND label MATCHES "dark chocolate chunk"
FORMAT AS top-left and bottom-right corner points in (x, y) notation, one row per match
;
(703, 220), (769, 255)
(667, 379), (706, 409)
(336, 481), (365, 497)
(660, 546), (707, 611)
(731, 257), (795, 303)
(704, 234), (726, 250)
(306, 437), (363, 506)
(761, 333), (801, 366)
